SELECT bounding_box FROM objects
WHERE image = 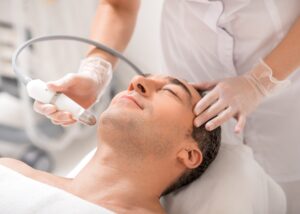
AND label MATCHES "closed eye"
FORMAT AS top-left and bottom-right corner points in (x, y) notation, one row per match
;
(162, 88), (181, 101)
